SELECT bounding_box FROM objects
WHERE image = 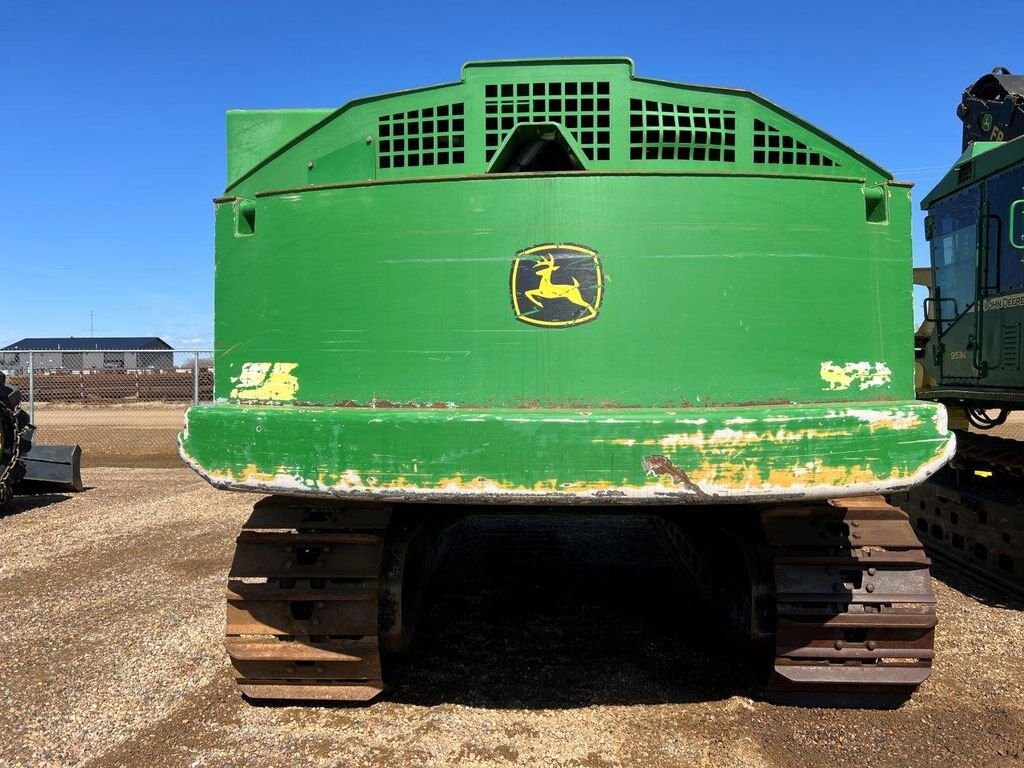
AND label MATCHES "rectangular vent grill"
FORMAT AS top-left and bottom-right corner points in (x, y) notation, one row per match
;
(957, 161), (975, 183)
(753, 119), (837, 167)
(378, 103), (465, 170)
(629, 99), (736, 161)
(484, 81), (611, 163)
(1003, 323), (1021, 370)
